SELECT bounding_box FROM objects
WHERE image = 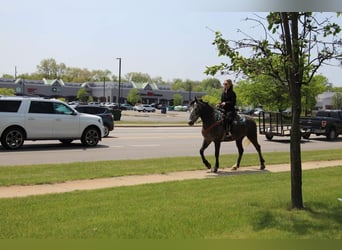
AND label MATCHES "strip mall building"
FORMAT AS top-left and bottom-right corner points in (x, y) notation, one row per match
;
(0, 78), (206, 106)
